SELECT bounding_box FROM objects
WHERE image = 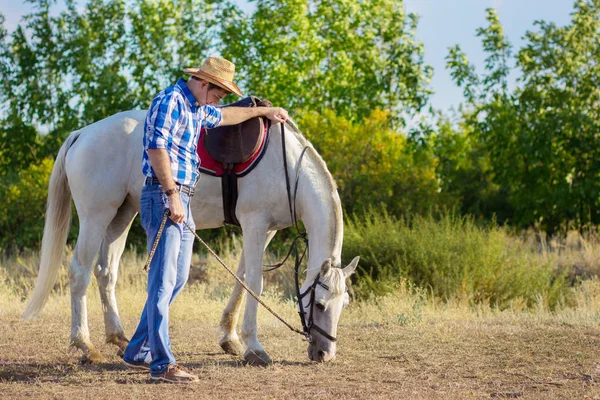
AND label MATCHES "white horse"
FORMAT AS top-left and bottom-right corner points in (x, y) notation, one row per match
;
(23, 110), (359, 365)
